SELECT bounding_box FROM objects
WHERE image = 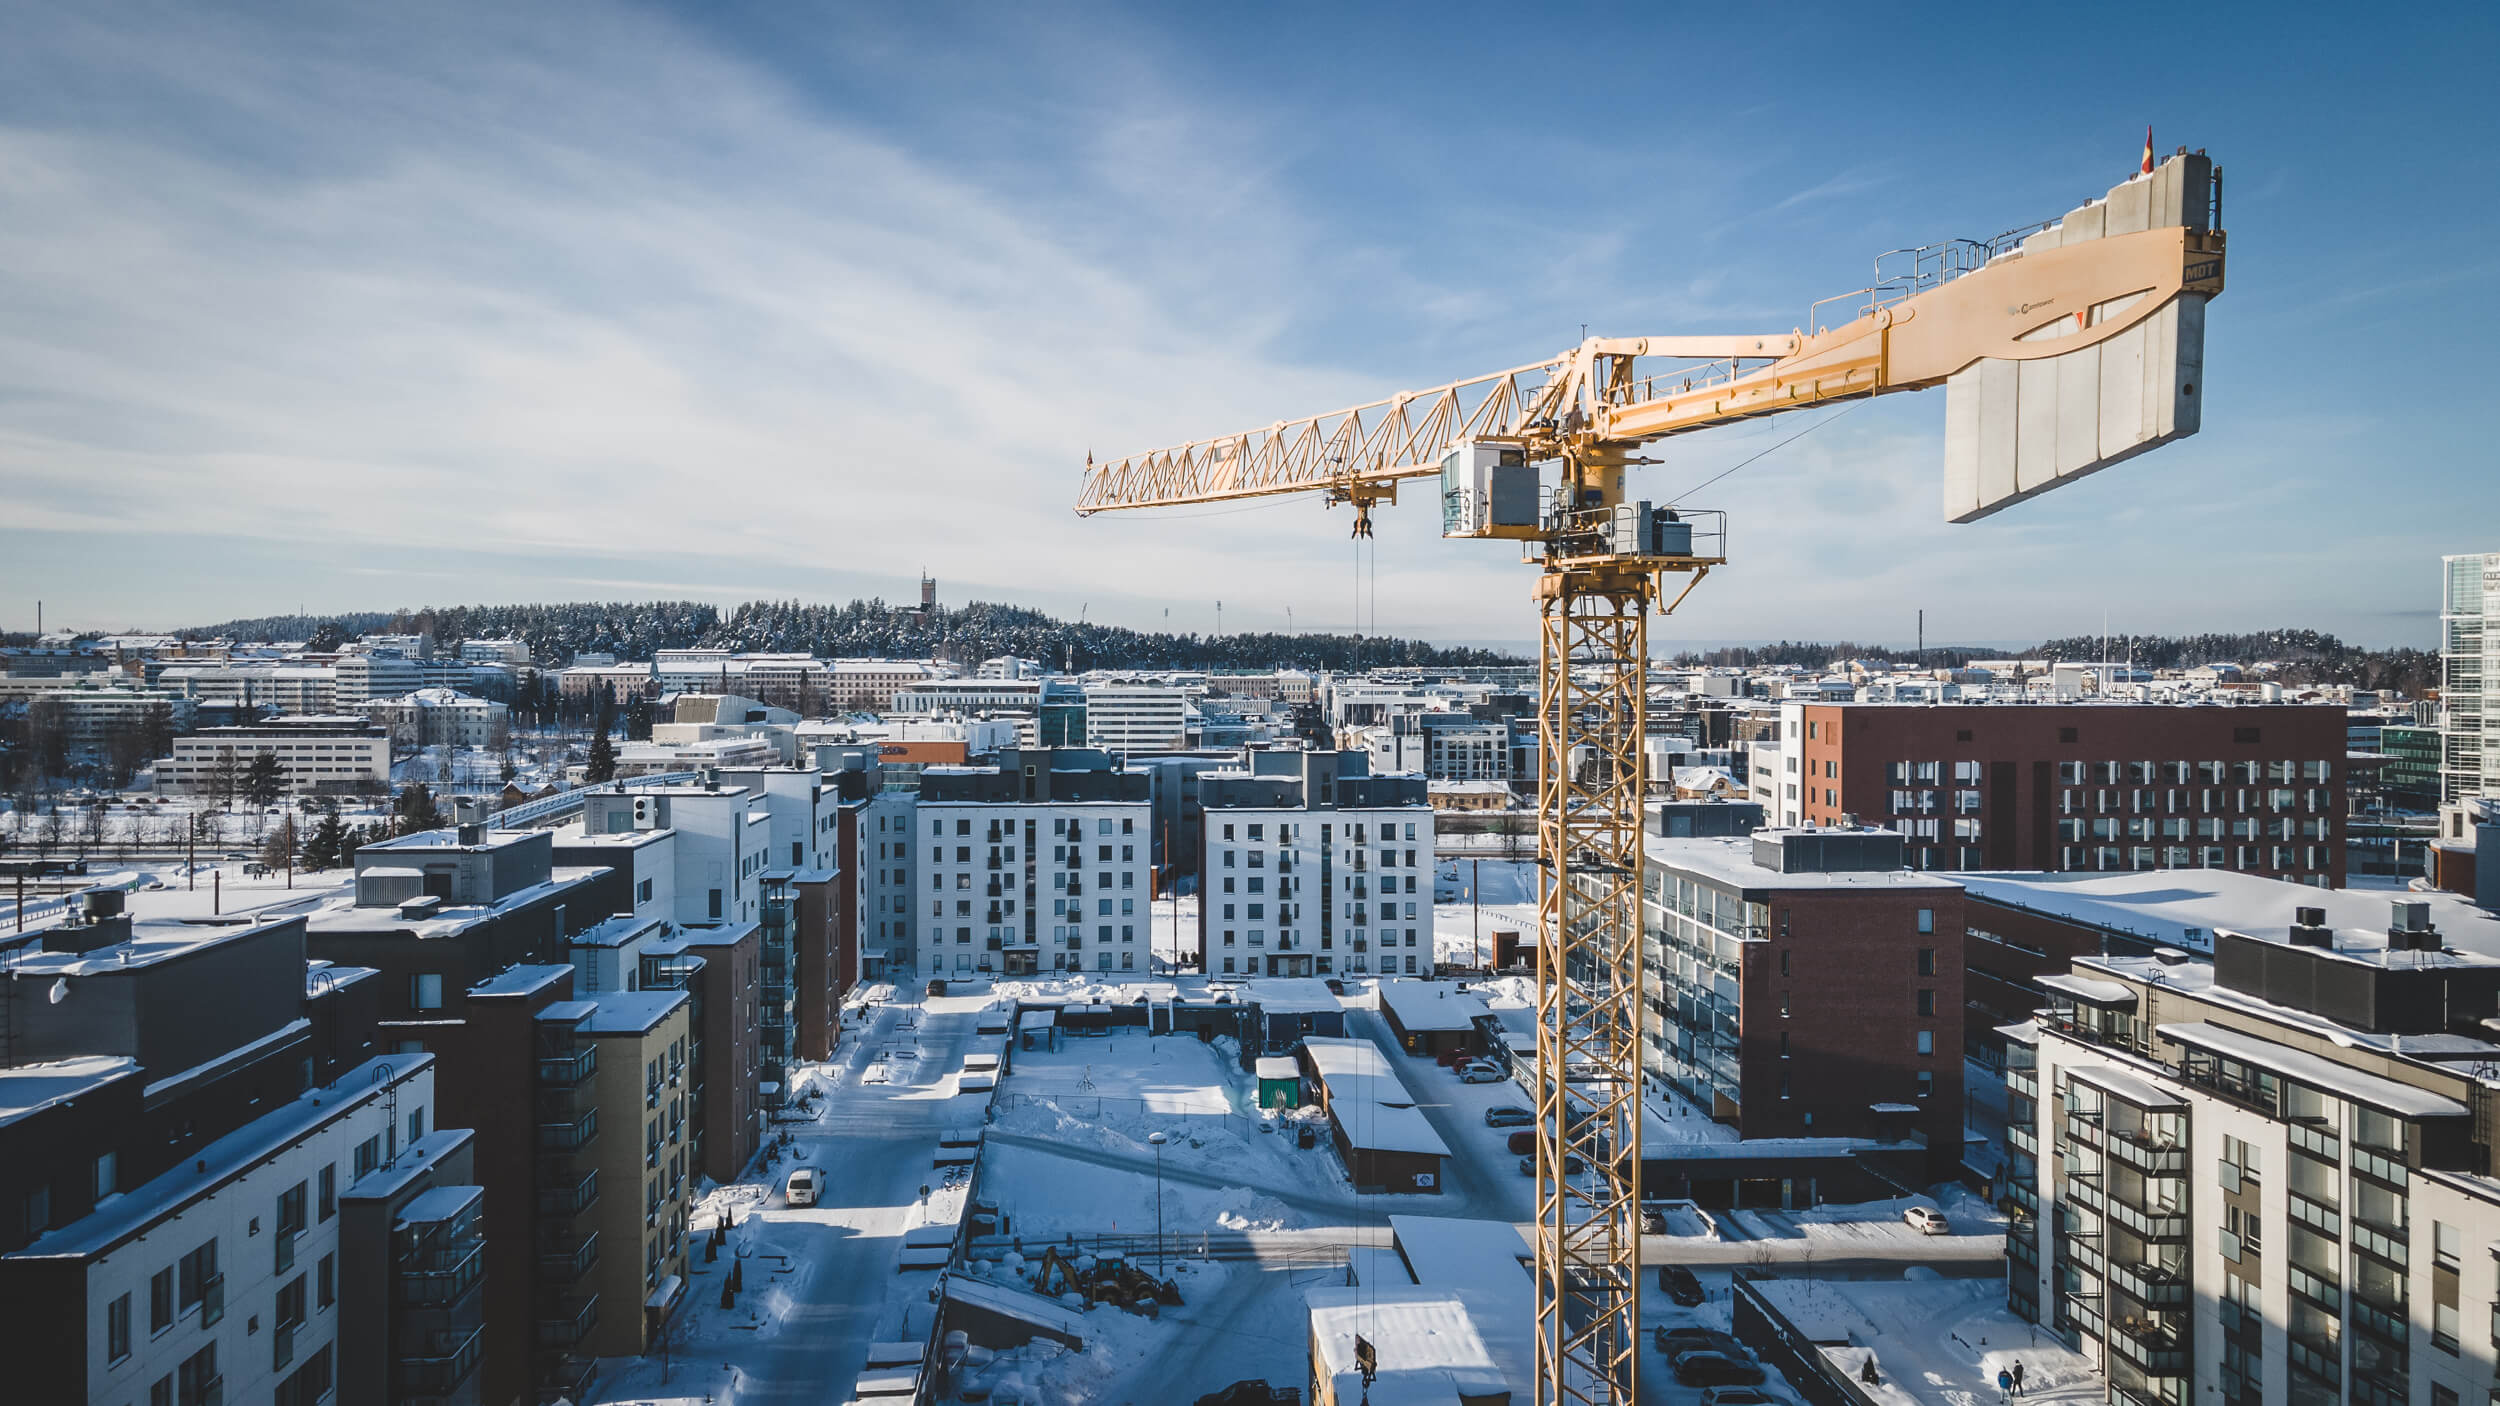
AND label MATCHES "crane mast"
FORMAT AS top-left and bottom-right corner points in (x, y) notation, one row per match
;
(1077, 149), (2224, 1406)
